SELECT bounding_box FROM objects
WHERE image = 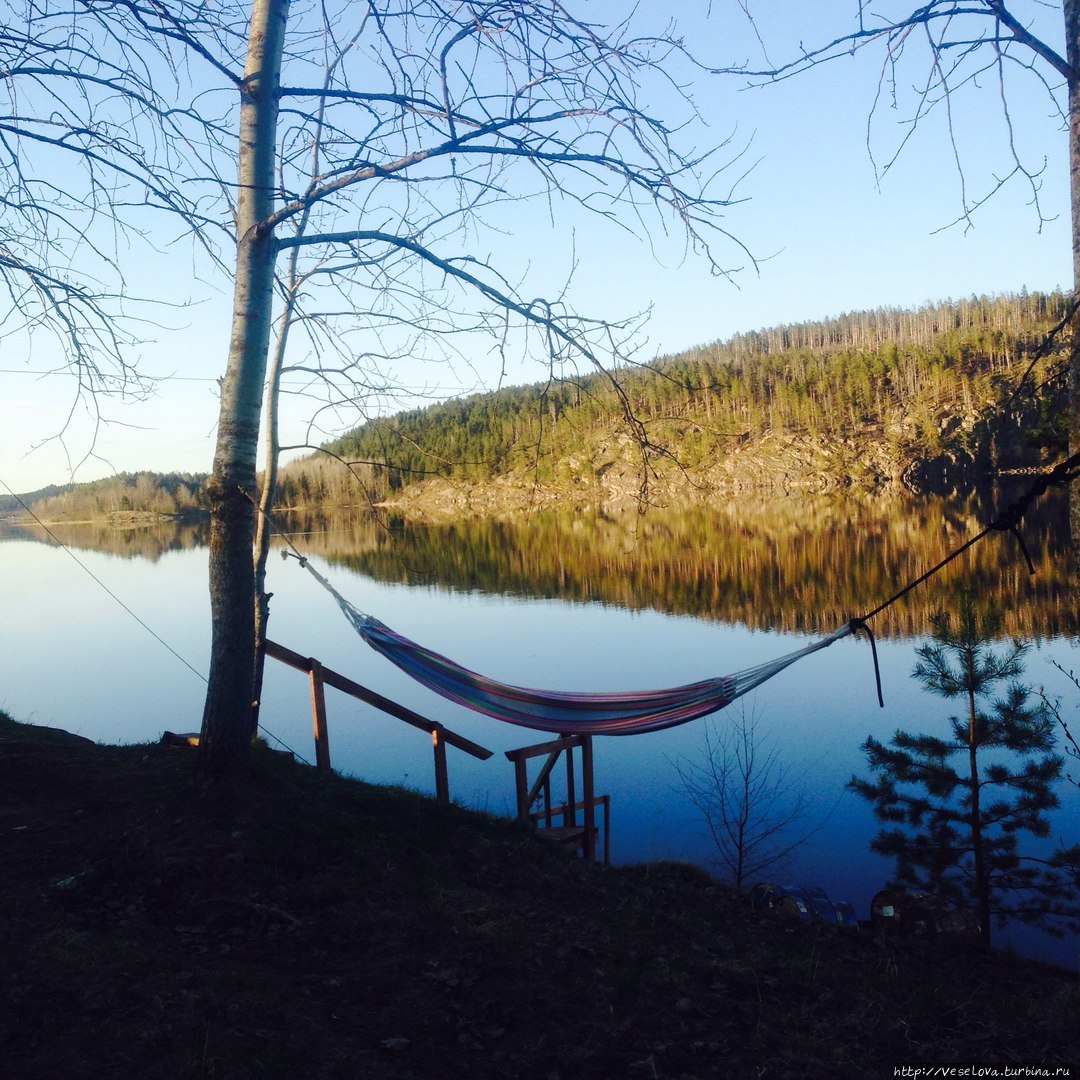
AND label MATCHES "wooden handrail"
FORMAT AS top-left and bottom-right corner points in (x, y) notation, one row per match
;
(264, 638), (492, 761)
(504, 732), (587, 763)
(263, 637), (493, 804)
(264, 638), (607, 857)
(524, 738), (572, 809)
